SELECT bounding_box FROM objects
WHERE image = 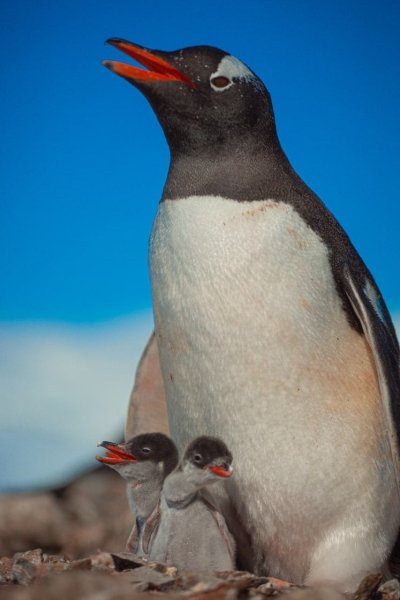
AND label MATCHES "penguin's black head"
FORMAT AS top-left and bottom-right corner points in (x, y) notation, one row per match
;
(103, 39), (276, 156)
(184, 435), (233, 478)
(125, 432), (179, 476)
(96, 432), (178, 477)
